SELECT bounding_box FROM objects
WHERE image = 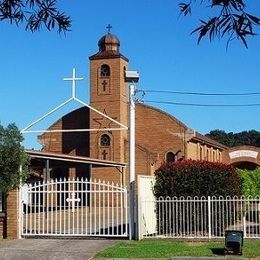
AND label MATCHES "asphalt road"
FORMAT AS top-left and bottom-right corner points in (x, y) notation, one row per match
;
(0, 238), (118, 260)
